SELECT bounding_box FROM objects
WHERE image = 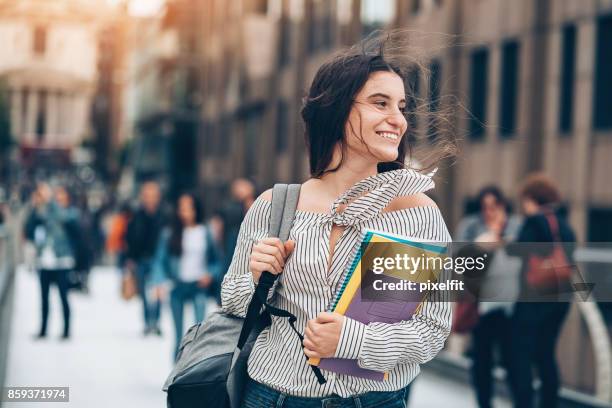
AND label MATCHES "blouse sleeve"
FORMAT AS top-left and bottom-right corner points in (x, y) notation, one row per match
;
(220, 197), (271, 318)
(333, 208), (453, 372)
